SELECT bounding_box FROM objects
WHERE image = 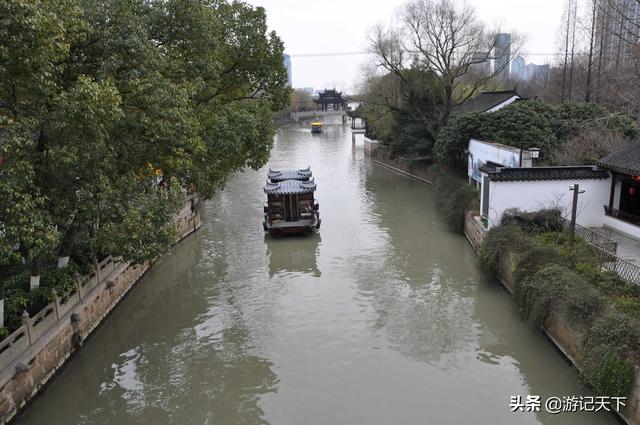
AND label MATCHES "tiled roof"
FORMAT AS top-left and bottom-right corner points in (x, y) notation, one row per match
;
(596, 141), (640, 176)
(268, 167), (312, 182)
(453, 90), (521, 115)
(487, 166), (610, 182)
(264, 179), (316, 195)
